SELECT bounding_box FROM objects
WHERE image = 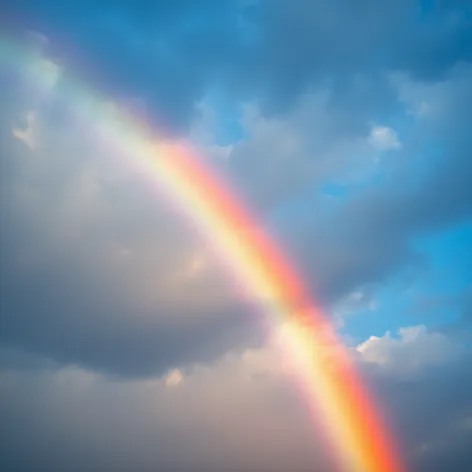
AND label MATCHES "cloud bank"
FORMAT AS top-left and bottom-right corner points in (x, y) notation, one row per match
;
(1, 1), (471, 471)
